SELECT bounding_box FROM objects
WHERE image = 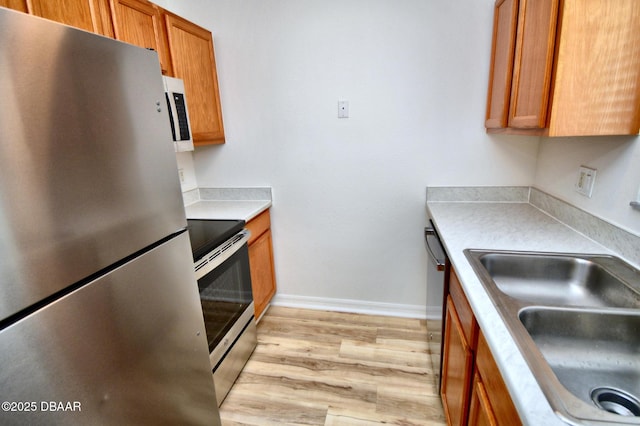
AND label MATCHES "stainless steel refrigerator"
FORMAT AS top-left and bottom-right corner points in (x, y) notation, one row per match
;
(0, 8), (221, 425)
